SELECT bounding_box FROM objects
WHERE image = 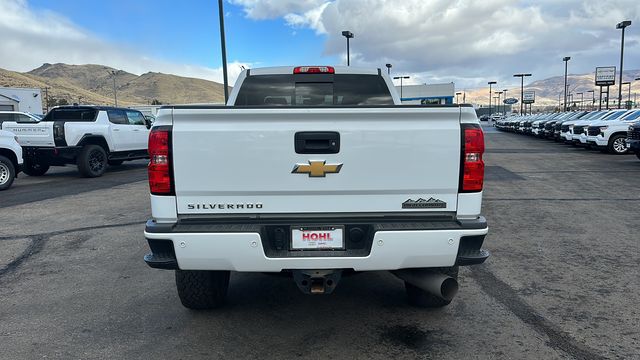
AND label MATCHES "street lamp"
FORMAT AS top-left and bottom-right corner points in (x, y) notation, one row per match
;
(218, 0), (229, 103)
(393, 76), (410, 99)
(495, 91), (503, 116)
(503, 89), (508, 115)
(109, 70), (118, 106)
(513, 73), (531, 115)
(563, 57), (571, 111)
(341, 30), (354, 66)
(488, 81), (497, 116)
(587, 90), (595, 110)
(622, 81), (632, 109)
(385, 63), (392, 75)
(576, 92), (583, 111)
(616, 20), (632, 109)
